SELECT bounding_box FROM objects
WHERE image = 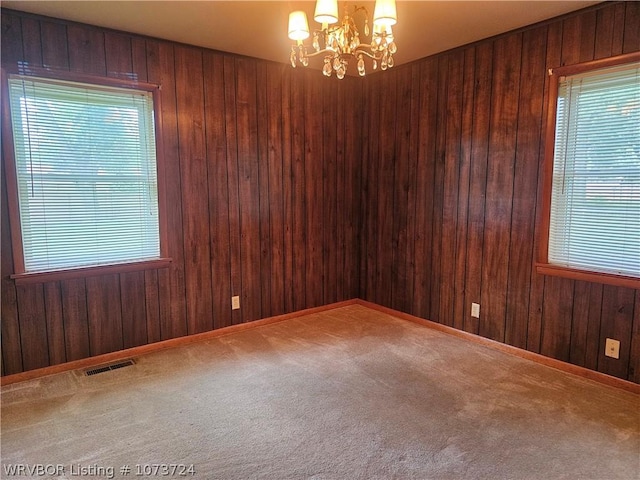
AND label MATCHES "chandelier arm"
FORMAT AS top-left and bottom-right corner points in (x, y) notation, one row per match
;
(300, 48), (339, 59)
(297, 45), (389, 62)
(352, 46), (385, 60)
